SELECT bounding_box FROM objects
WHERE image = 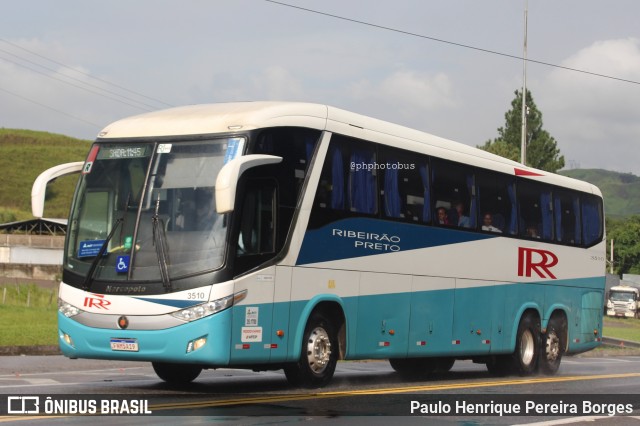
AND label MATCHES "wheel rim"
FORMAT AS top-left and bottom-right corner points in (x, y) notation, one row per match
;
(306, 326), (332, 375)
(545, 331), (560, 362)
(520, 329), (535, 366)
